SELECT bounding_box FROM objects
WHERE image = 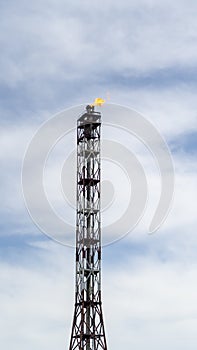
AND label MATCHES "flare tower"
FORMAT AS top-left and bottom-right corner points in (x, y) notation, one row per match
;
(69, 105), (107, 350)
